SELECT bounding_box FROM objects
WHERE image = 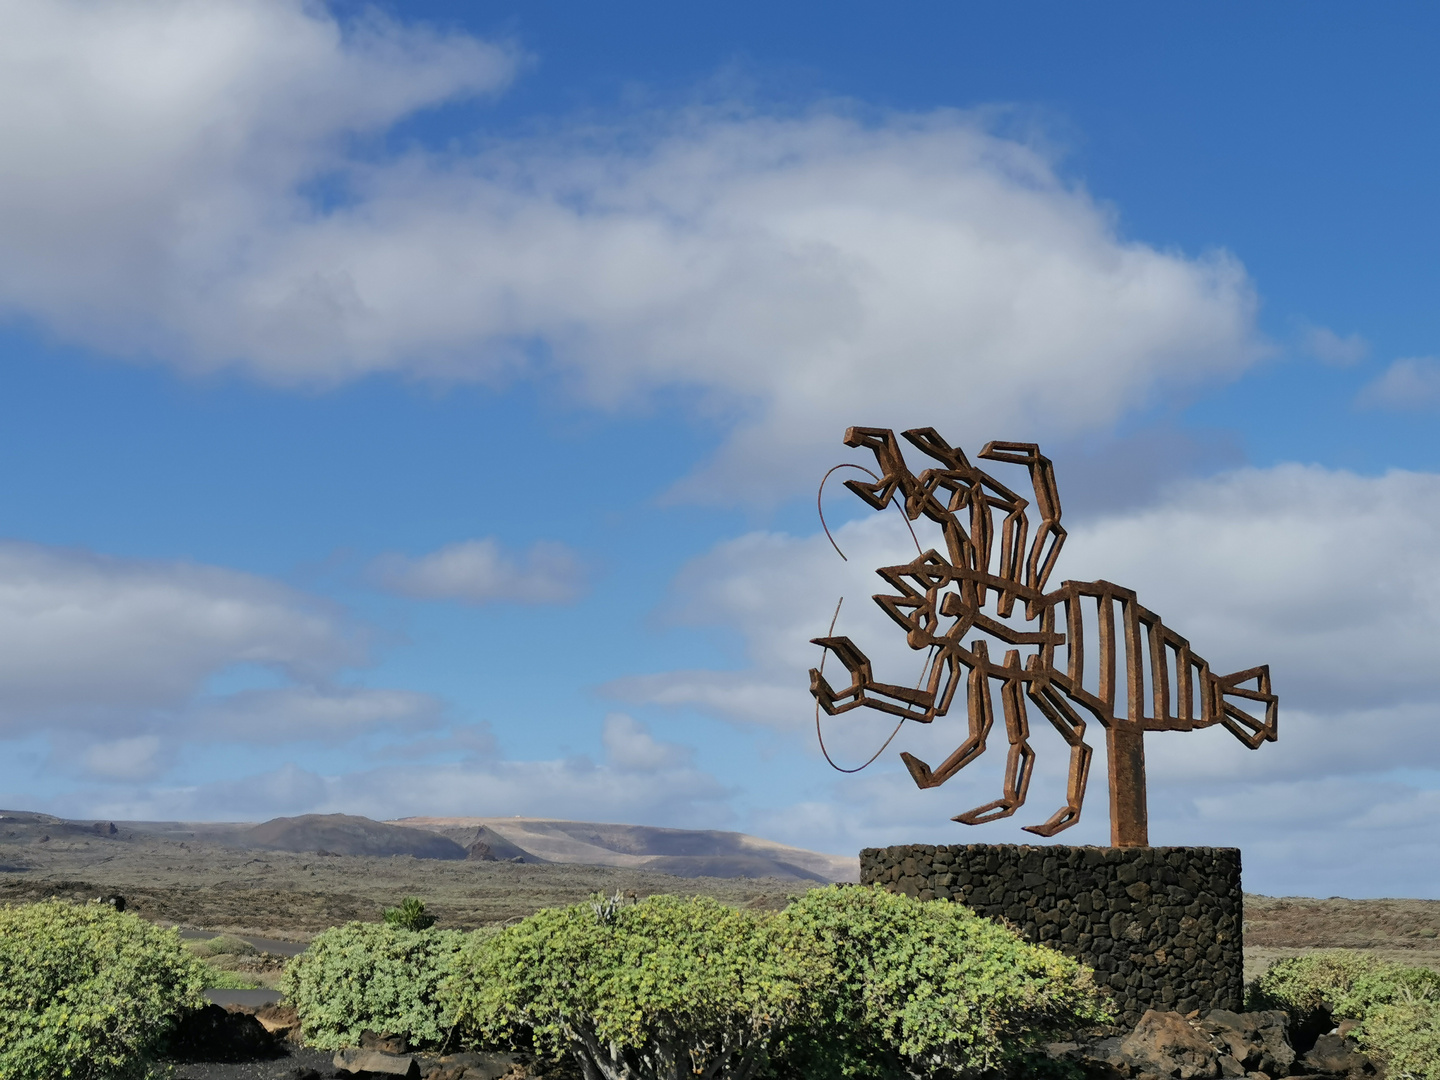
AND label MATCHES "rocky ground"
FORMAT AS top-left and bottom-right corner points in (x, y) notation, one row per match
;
(0, 822), (798, 937)
(163, 1000), (1385, 1080)
(7, 821), (1439, 984)
(1243, 892), (1440, 980)
(4, 816), (1426, 1078)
